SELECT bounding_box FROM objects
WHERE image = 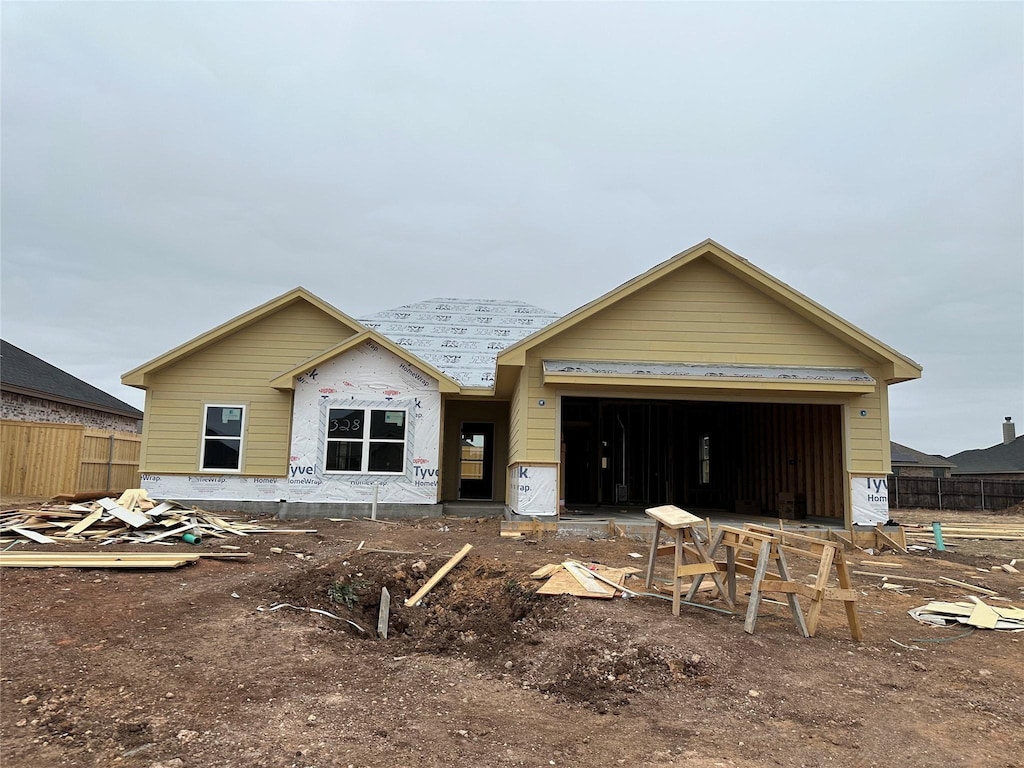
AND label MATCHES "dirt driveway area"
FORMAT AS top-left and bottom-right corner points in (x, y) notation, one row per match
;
(2, 508), (1022, 768)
